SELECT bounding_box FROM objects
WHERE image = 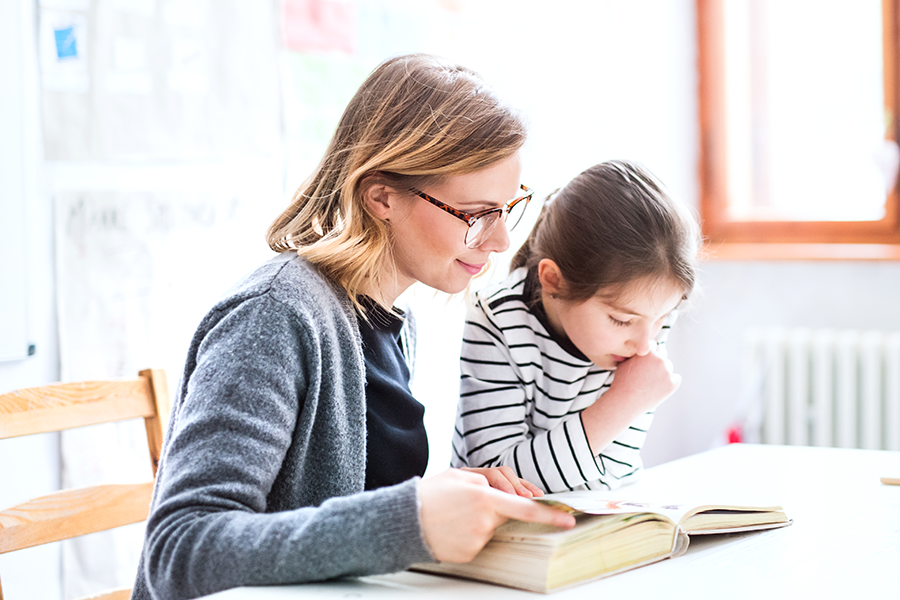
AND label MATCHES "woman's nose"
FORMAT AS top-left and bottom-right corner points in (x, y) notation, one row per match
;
(480, 218), (511, 253)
